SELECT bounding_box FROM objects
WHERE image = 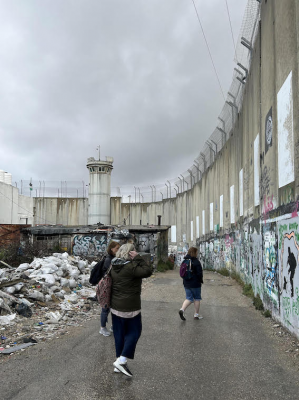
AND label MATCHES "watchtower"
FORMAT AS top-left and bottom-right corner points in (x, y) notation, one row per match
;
(86, 153), (113, 225)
